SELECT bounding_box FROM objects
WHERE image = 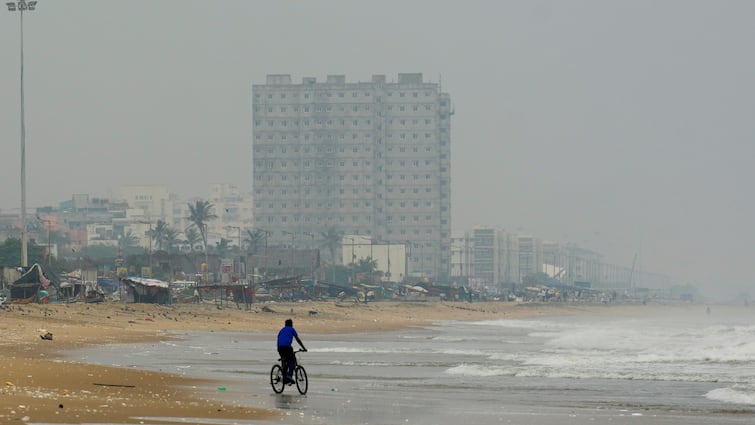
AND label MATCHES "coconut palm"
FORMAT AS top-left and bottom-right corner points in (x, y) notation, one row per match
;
(186, 200), (218, 253)
(149, 220), (169, 251)
(245, 228), (267, 255)
(320, 226), (342, 282)
(356, 257), (378, 274)
(184, 227), (201, 252)
(162, 227), (180, 253)
(121, 229), (139, 248)
(214, 238), (231, 257)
